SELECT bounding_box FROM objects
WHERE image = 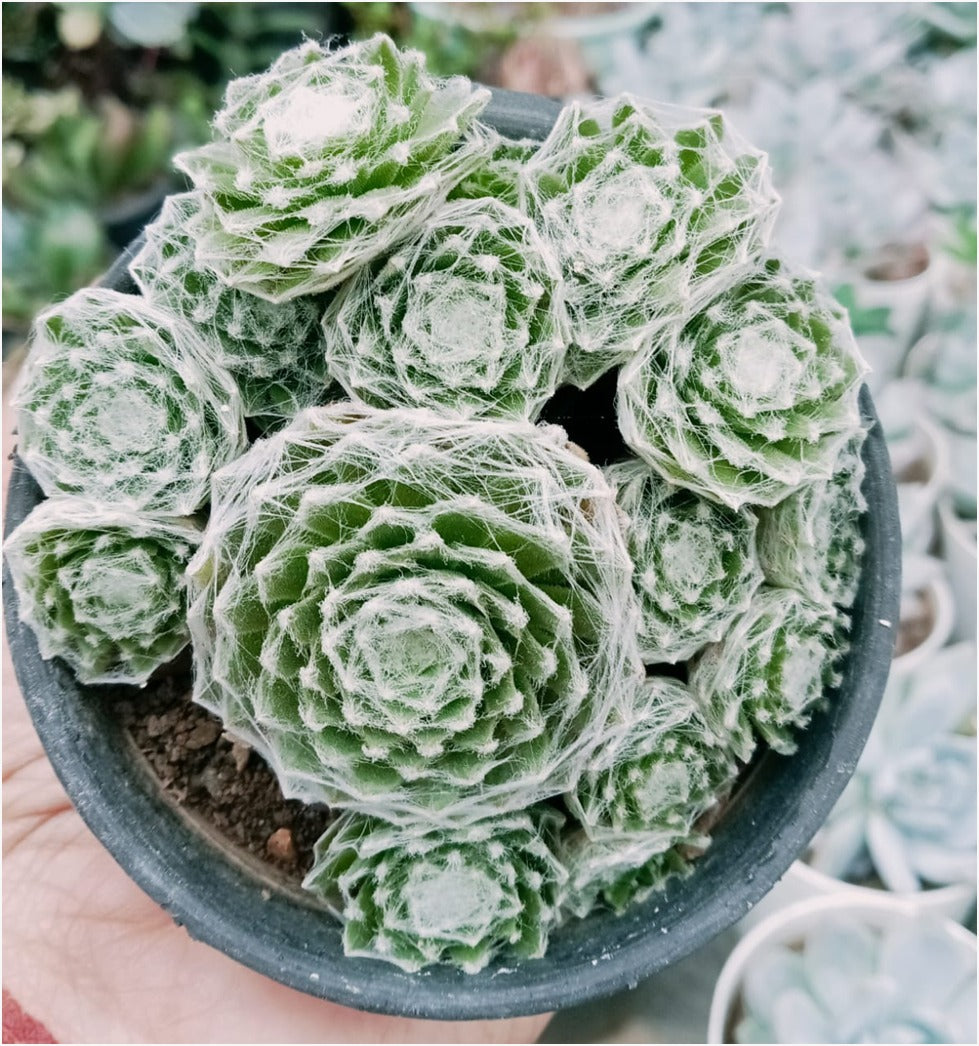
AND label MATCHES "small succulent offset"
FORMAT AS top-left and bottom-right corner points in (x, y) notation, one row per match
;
(4, 500), (199, 685)
(129, 192), (334, 428)
(606, 459), (763, 663)
(809, 643), (977, 893)
(562, 677), (736, 916)
(323, 197), (568, 420)
(691, 587), (842, 762)
(5, 34), (876, 977)
(187, 405), (641, 823)
(174, 35), (491, 301)
(305, 809), (567, 973)
(618, 257), (868, 510)
(757, 433), (868, 609)
(523, 95), (779, 388)
(736, 917), (977, 1044)
(13, 288), (246, 514)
